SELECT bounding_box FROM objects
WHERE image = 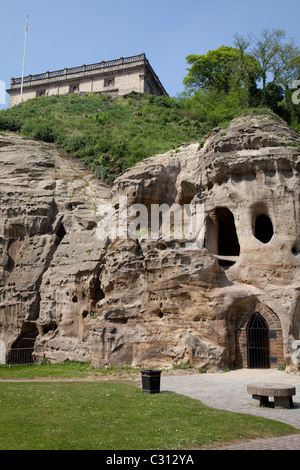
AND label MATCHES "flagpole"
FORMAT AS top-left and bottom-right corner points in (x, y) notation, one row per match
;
(20, 16), (29, 104)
